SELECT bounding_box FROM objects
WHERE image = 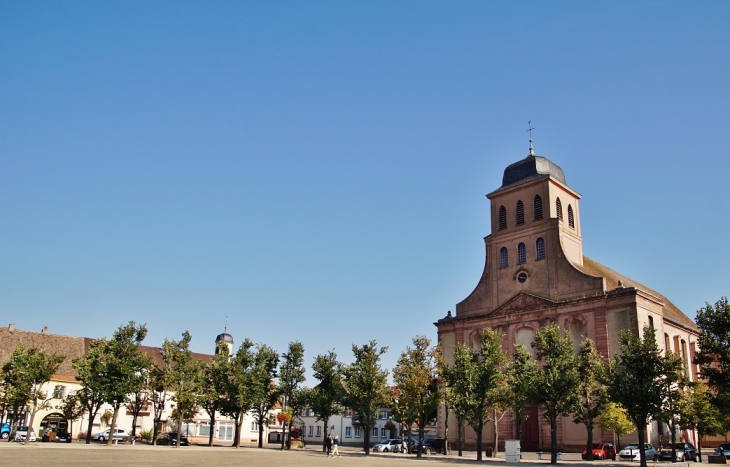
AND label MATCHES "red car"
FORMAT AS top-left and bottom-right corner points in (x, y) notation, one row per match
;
(582, 443), (616, 460)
